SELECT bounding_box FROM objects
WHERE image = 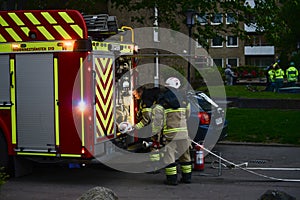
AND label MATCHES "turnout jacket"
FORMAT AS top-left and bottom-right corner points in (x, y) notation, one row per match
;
(152, 88), (190, 140)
